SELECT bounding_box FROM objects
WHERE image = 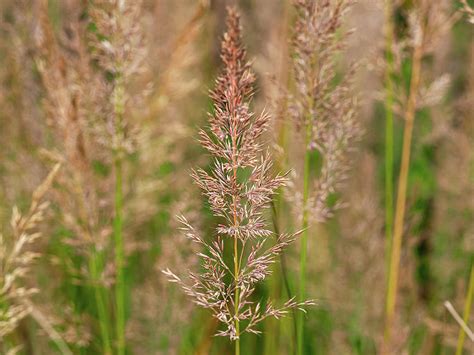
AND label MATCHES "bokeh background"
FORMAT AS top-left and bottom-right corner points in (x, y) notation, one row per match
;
(0, 0), (473, 354)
